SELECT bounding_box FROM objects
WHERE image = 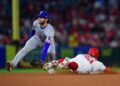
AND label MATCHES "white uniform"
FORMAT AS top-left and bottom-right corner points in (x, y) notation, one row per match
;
(69, 54), (106, 74)
(90, 61), (106, 74)
(84, 54), (106, 74)
(69, 54), (92, 74)
(12, 19), (55, 67)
